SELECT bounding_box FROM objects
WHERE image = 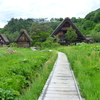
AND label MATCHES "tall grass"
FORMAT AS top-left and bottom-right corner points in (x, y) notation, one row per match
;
(58, 43), (100, 100)
(0, 46), (56, 99)
(19, 50), (57, 100)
